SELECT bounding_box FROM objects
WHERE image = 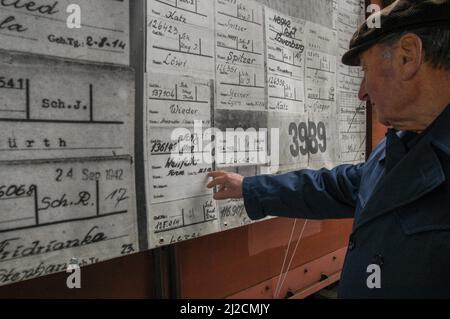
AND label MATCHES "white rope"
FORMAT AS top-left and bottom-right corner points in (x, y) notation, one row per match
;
(274, 219), (308, 299)
(273, 219), (297, 298)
